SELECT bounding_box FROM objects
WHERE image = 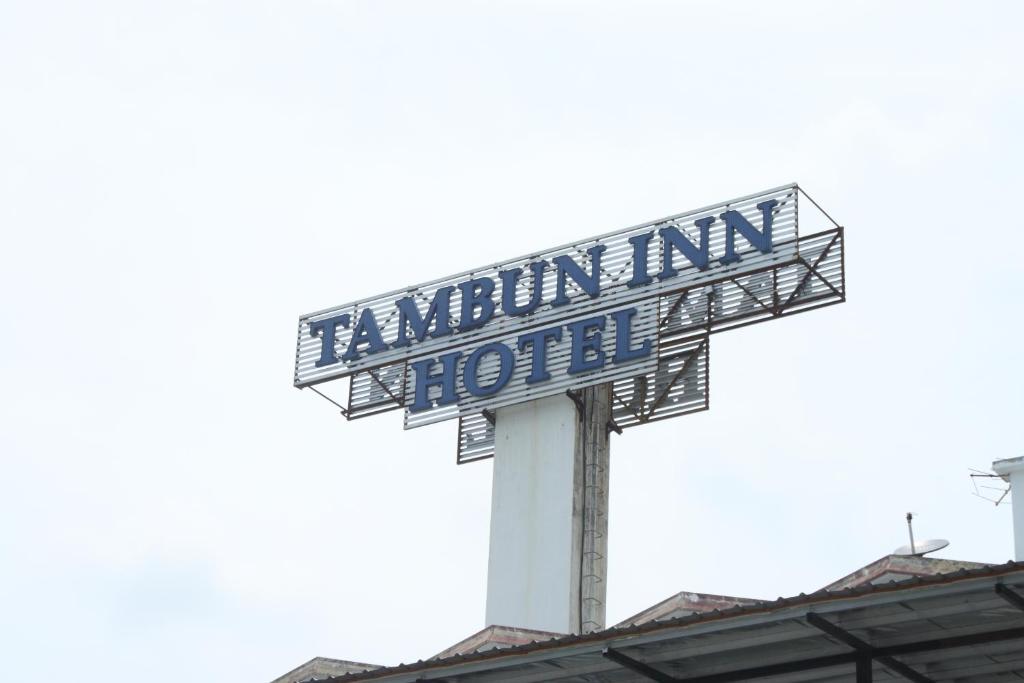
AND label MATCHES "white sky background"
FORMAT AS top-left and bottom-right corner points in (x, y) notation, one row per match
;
(1, 1), (1023, 680)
